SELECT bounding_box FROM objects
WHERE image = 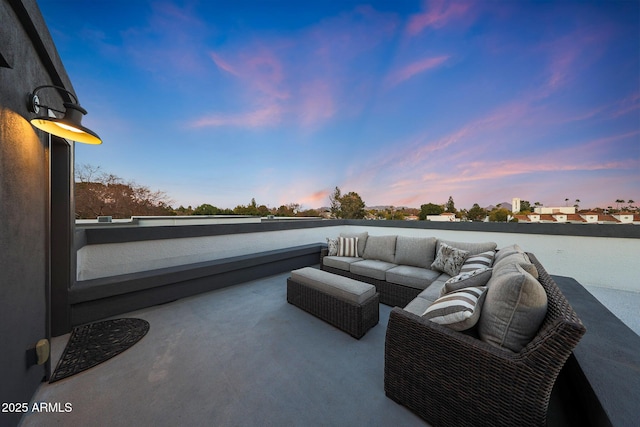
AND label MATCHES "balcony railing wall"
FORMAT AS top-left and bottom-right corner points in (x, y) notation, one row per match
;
(76, 219), (639, 292)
